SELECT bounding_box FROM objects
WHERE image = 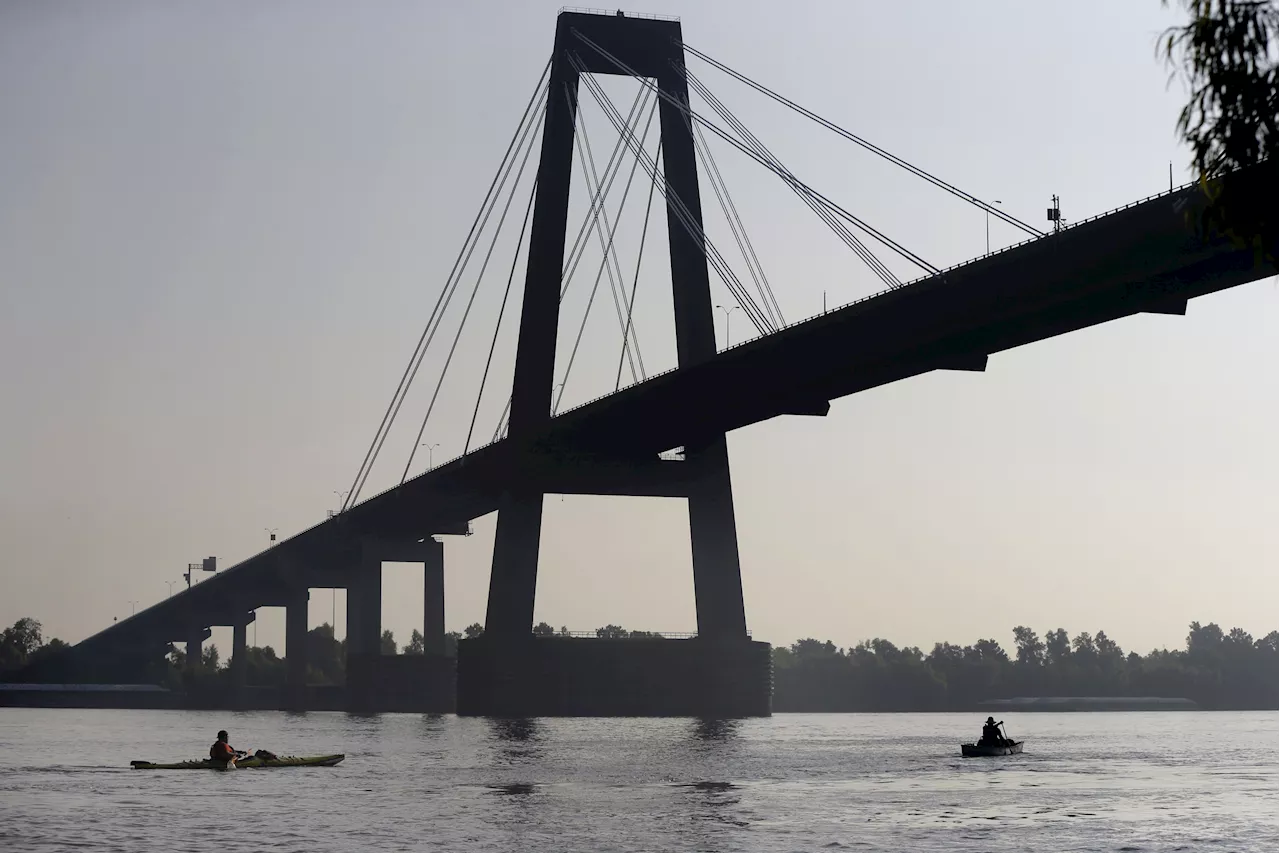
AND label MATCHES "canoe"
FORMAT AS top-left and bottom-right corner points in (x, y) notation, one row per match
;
(961, 741), (1023, 757)
(130, 754), (344, 770)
